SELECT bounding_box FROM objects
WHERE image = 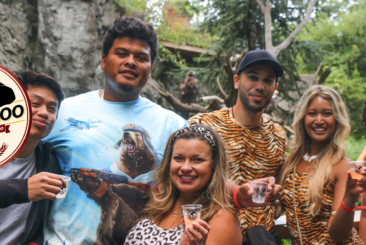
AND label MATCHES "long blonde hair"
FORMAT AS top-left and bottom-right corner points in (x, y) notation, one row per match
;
(277, 85), (350, 216)
(140, 124), (235, 223)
